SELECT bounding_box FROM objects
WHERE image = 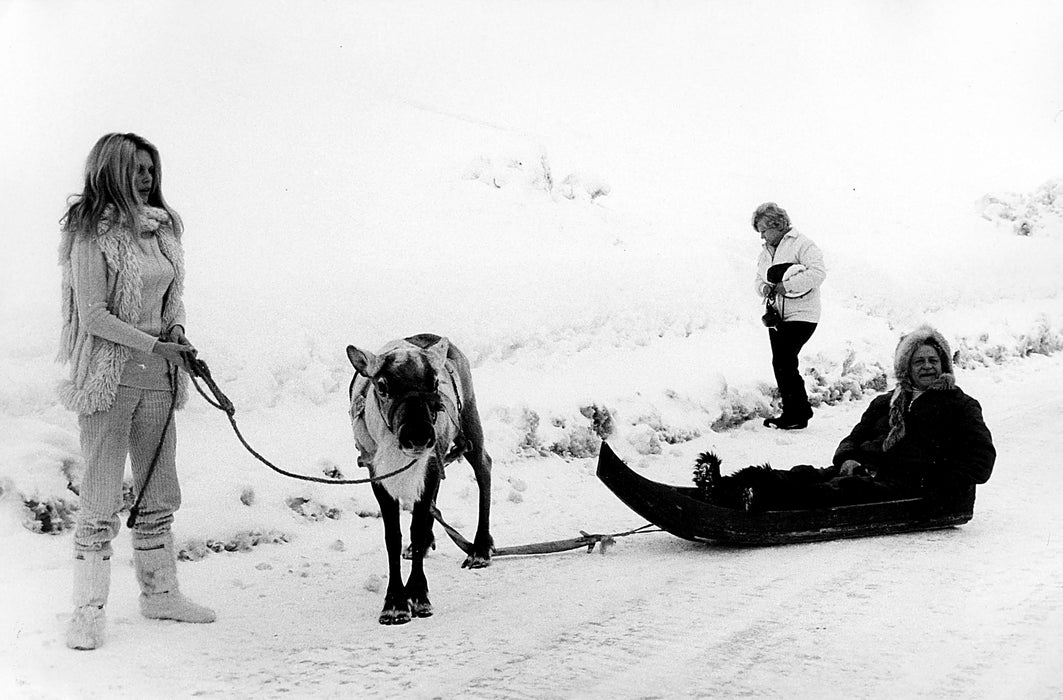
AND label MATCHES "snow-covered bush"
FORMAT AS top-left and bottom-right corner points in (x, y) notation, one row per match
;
(517, 407), (543, 455)
(463, 155), (553, 192)
(463, 152), (610, 202)
(558, 171), (611, 201)
(1016, 315), (1063, 357)
(544, 418), (600, 459)
(623, 404), (702, 448)
(953, 319), (1063, 368)
(22, 496), (78, 535)
(578, 403), (615, 440)
(804, 349), (889, 408)
(626, 423), (662, 455)
(178, 530), (291, 561)
(711, 382), (773, 431)
(980, 179), (1063, 237)
(286, 496), (342, 521)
